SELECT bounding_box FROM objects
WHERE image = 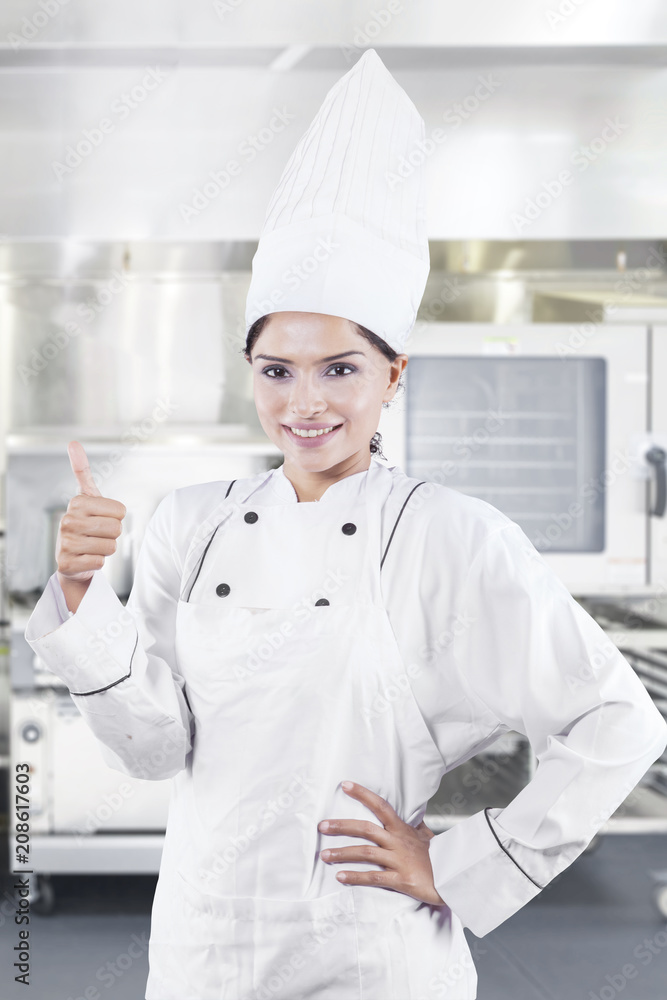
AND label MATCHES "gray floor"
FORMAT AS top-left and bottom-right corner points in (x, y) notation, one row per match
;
(0, 835), (665, 1000)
